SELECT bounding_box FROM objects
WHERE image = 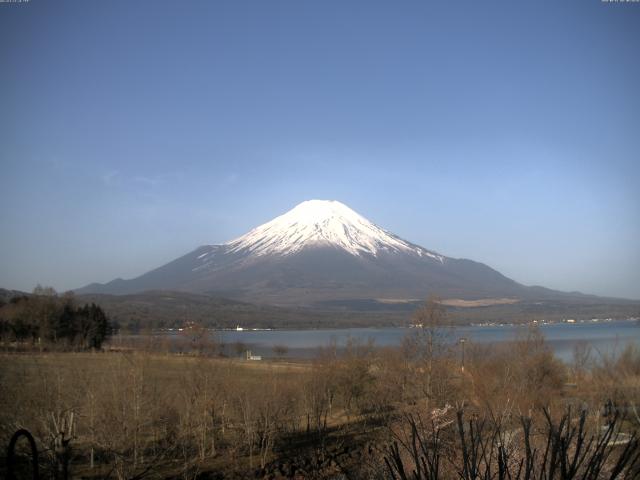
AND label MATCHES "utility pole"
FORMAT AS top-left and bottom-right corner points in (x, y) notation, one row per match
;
(459, 337), (467, 373)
